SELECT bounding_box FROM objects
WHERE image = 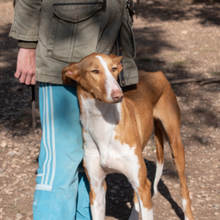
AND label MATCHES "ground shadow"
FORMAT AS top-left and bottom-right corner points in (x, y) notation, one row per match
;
(137, 0), (220, 26)
(105, 159), (184, 220)
(0, 23), (40, 137)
